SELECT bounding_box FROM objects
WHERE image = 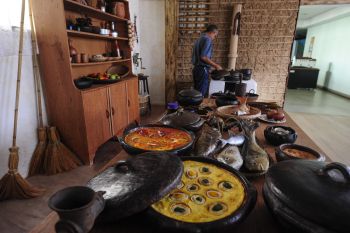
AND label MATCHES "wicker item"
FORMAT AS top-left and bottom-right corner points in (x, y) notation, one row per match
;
(106, 64), (130, 78)
(216, 105), (261, 119)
